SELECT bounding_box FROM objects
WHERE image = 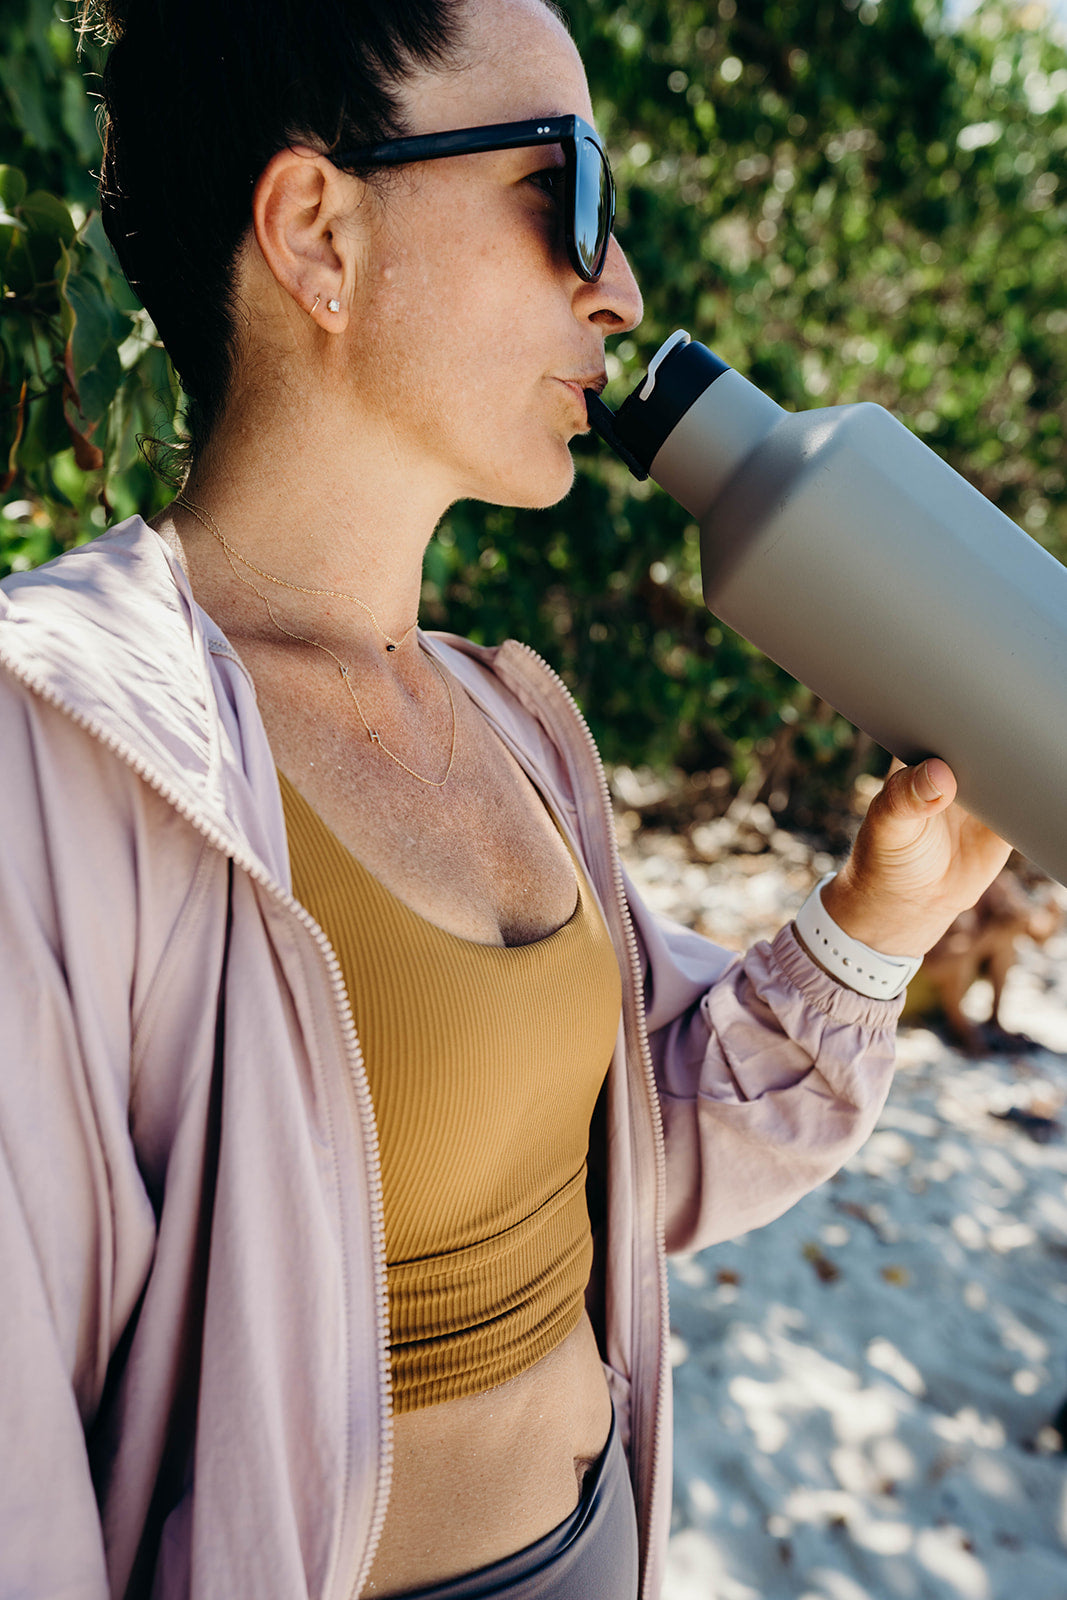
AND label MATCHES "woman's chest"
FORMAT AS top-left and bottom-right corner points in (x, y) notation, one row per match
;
(261, 671), (581, 945)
